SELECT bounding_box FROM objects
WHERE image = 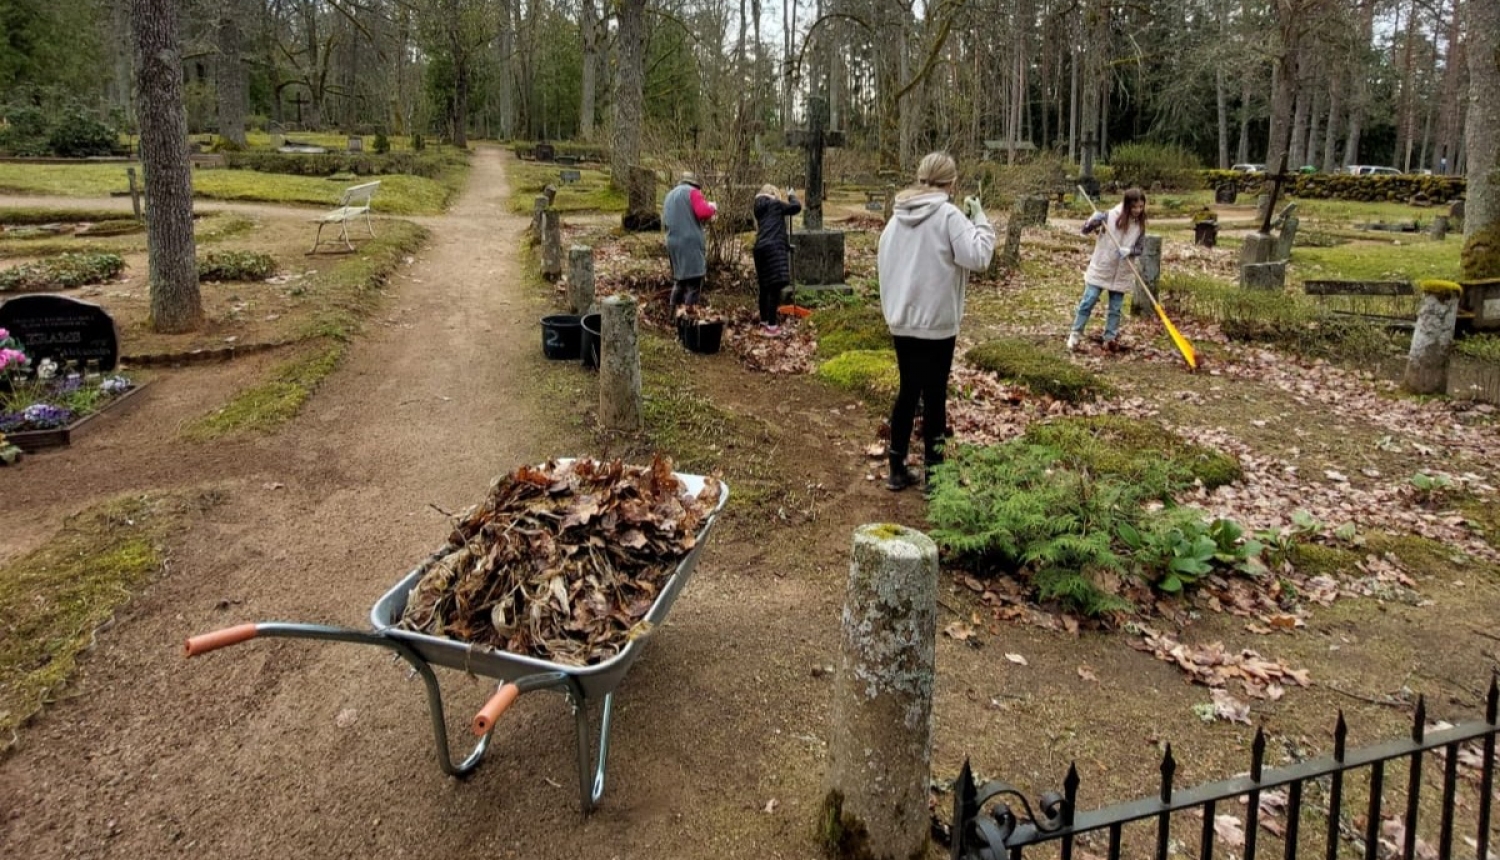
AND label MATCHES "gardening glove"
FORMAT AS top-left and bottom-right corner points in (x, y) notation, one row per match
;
(1116, 247), (1131, 260)
(963, 196), (988, 225)
(1082, 212), (1105, 235)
